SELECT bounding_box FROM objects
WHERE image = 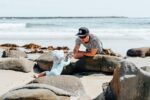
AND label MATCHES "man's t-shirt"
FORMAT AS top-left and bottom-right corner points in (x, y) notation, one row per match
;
(75, 34), (103, 54)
